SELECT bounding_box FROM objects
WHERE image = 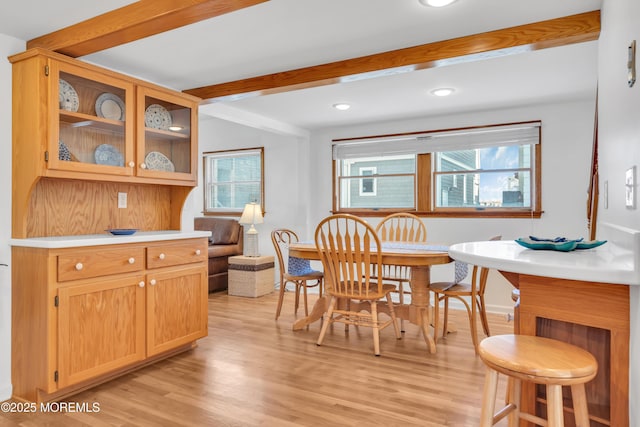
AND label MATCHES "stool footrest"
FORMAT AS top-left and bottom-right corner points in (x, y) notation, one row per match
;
(492, 403), (516, 424)
(519, 411), (548, 426)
